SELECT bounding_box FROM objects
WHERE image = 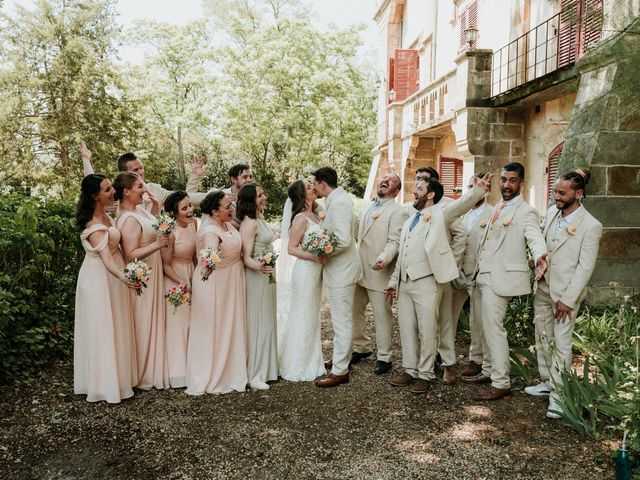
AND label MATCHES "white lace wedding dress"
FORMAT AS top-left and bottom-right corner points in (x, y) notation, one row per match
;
(277, 215), (326, 381)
